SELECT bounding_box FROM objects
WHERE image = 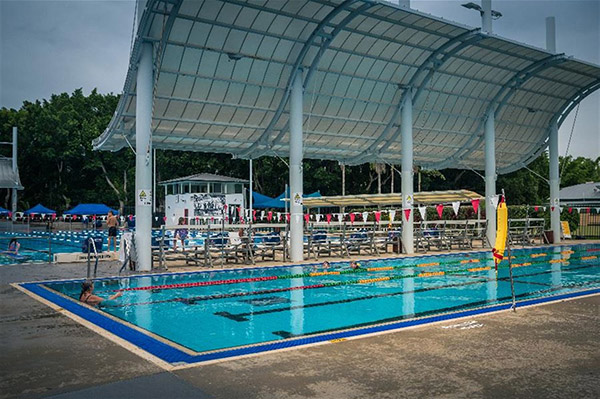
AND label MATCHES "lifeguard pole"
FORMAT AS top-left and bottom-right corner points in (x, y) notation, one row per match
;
(546, 16), (561, 244)
(11, 127), (17, 221)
